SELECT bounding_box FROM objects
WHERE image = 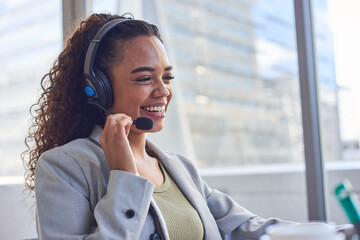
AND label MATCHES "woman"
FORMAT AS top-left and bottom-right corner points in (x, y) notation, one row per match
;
(23, 13), (346, 240)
